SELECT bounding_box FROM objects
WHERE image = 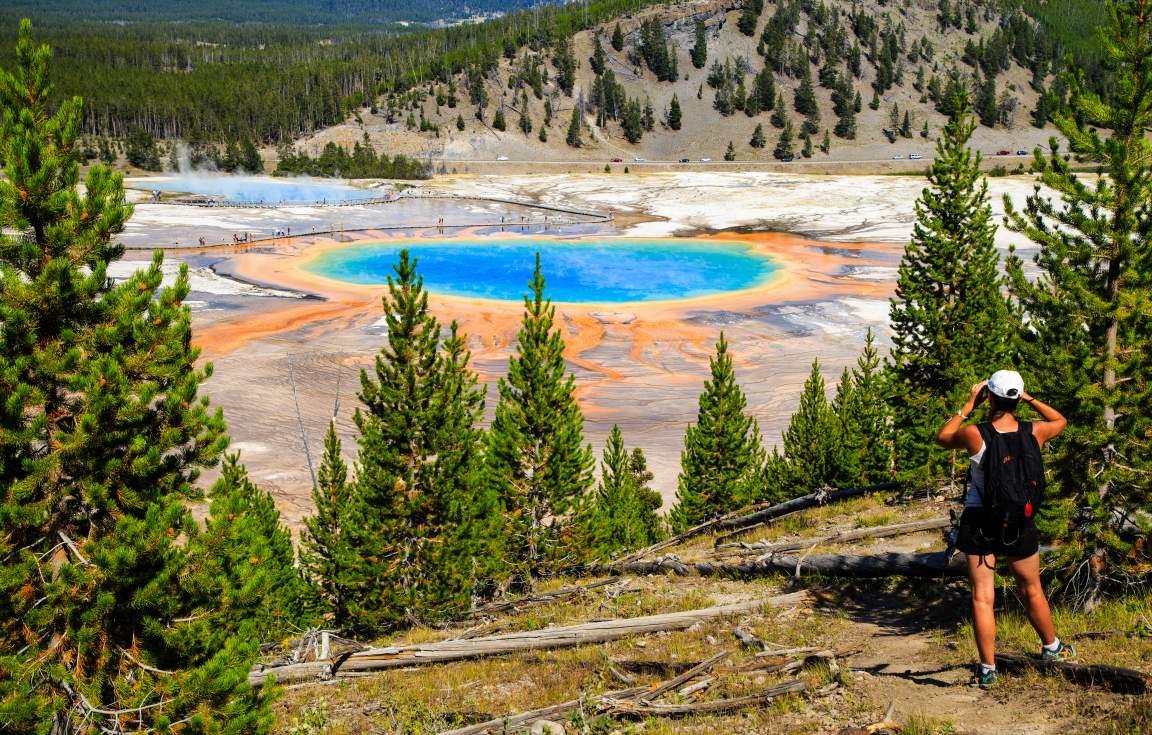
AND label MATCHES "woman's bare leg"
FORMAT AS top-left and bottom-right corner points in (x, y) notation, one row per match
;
(1008, 553), (1056, 646)
(967, 553), (998, 666)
